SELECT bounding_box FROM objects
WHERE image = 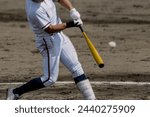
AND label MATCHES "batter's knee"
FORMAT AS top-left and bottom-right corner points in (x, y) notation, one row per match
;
(71, 62), (84, 78)
(40, 76), (57, 87)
